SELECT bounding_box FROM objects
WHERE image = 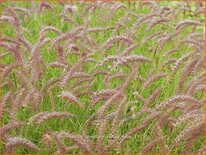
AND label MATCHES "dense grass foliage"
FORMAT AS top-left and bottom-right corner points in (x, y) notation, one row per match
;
(0, 1), (205, 154)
